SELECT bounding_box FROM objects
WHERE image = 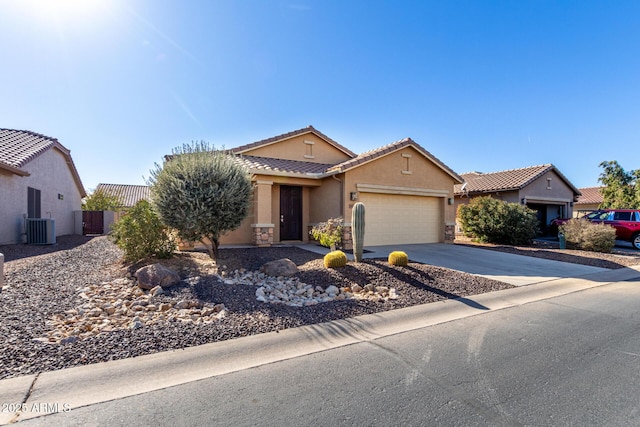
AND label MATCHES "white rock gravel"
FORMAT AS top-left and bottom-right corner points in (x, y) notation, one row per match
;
(0, 235), (512, 380)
